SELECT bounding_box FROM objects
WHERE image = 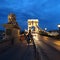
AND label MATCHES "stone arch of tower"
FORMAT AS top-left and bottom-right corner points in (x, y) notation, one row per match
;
(31, 26), (35, 31)
(28, 19), (39, 33)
